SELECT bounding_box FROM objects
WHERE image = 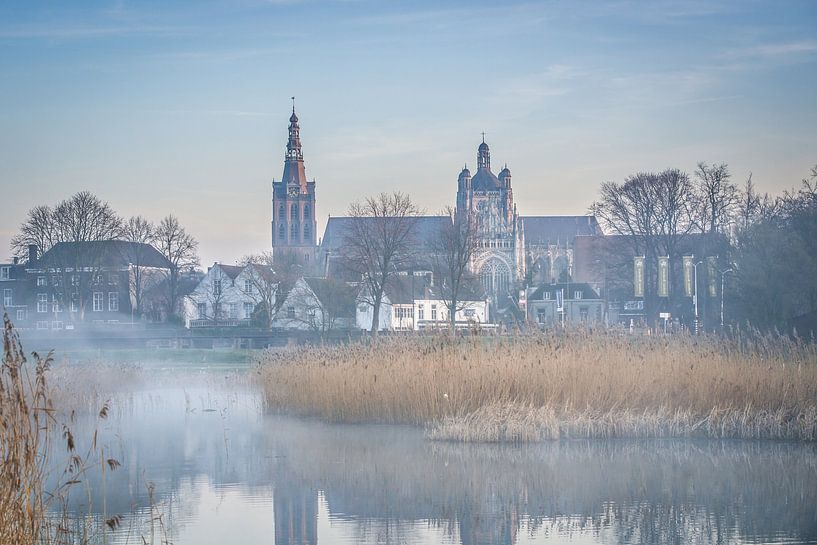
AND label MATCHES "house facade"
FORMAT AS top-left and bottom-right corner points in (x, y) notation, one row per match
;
(355, 272), (488, 332)
(185, 263), (276, 328)
(4, 241), (171, 330)
(523, 282), (604, 327)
